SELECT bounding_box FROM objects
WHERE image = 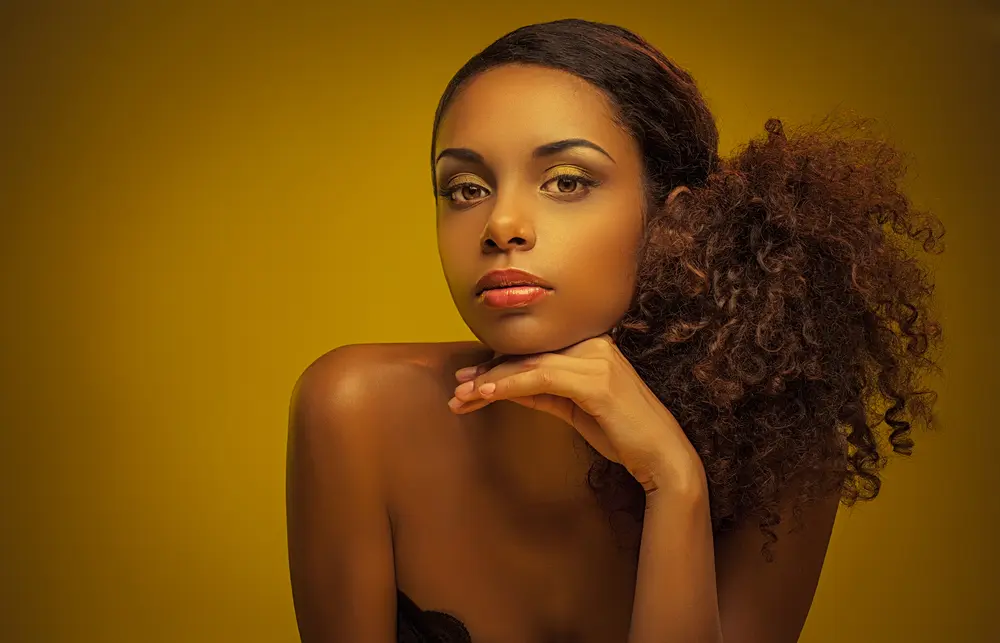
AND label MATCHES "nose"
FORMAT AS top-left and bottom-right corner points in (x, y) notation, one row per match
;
(481, 196), (536, 253)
